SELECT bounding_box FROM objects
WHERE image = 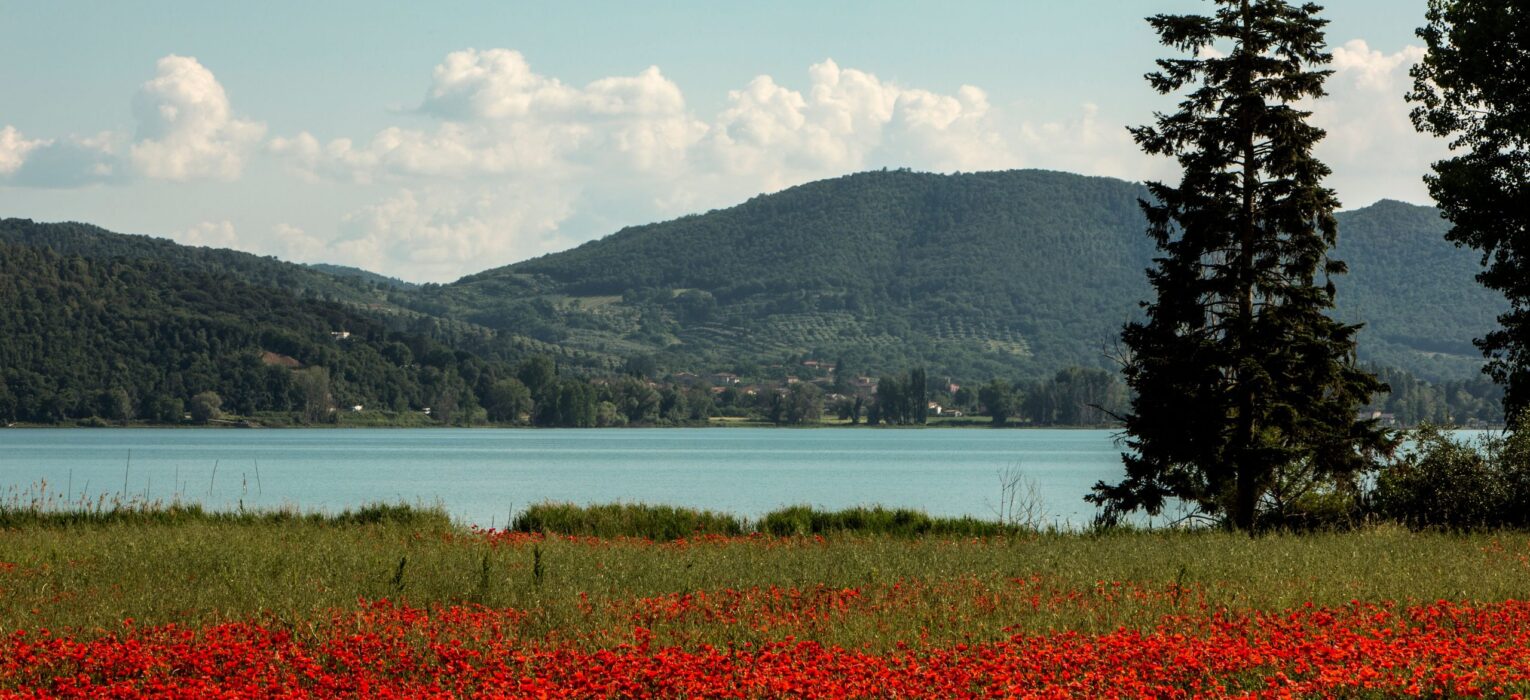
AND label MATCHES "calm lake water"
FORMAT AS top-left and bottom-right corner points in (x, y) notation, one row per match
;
(0, 428), (1140, 527)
